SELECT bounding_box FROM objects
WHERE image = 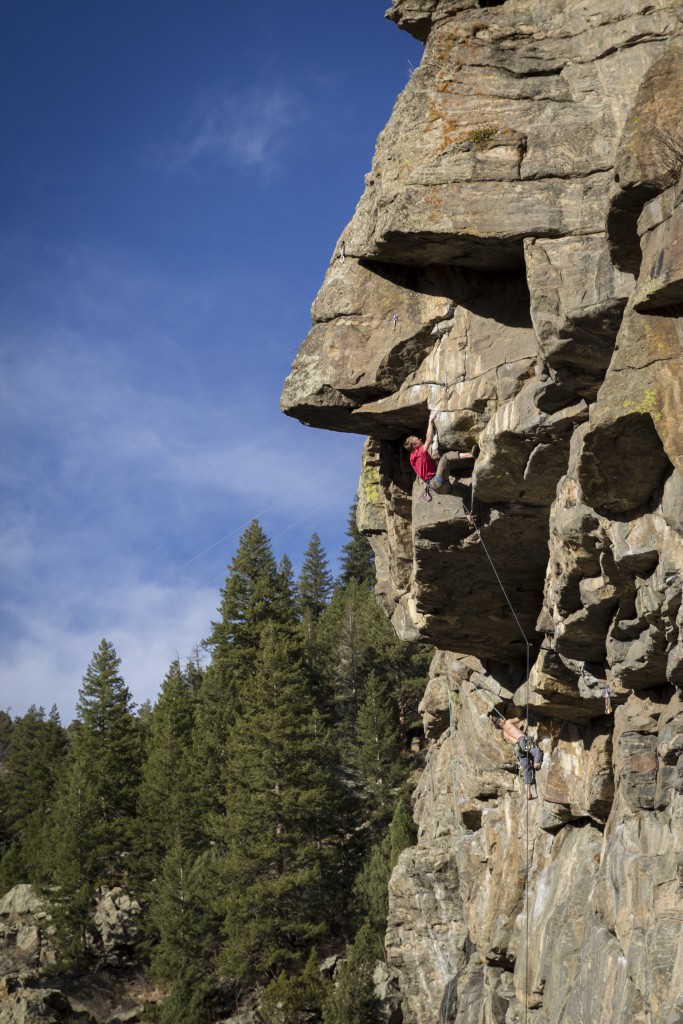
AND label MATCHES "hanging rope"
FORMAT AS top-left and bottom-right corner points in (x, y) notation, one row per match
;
(459, 494), (533, 1022)
(466, 678), (508, 719)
